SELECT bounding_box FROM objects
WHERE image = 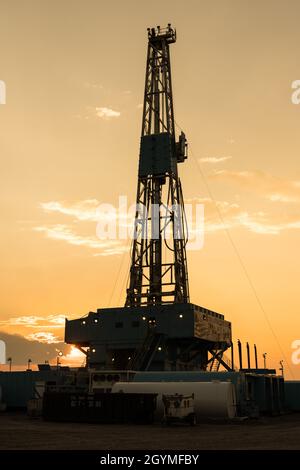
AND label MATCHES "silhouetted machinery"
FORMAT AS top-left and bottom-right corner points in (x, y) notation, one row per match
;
(65, 25), (232, 371)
